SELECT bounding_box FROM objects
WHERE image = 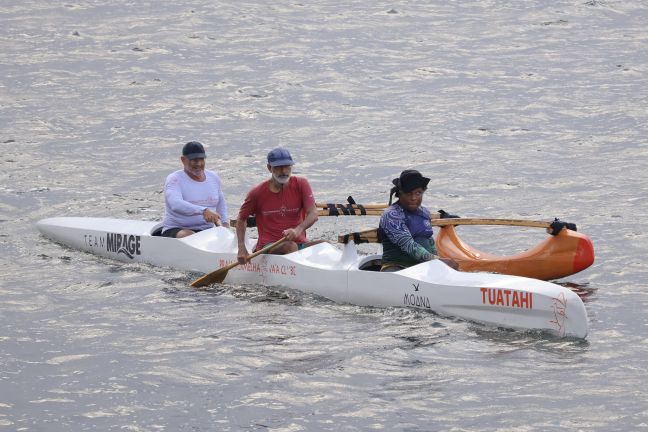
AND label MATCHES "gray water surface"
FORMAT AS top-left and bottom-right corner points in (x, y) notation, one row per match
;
(1, 1), (647, 431)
